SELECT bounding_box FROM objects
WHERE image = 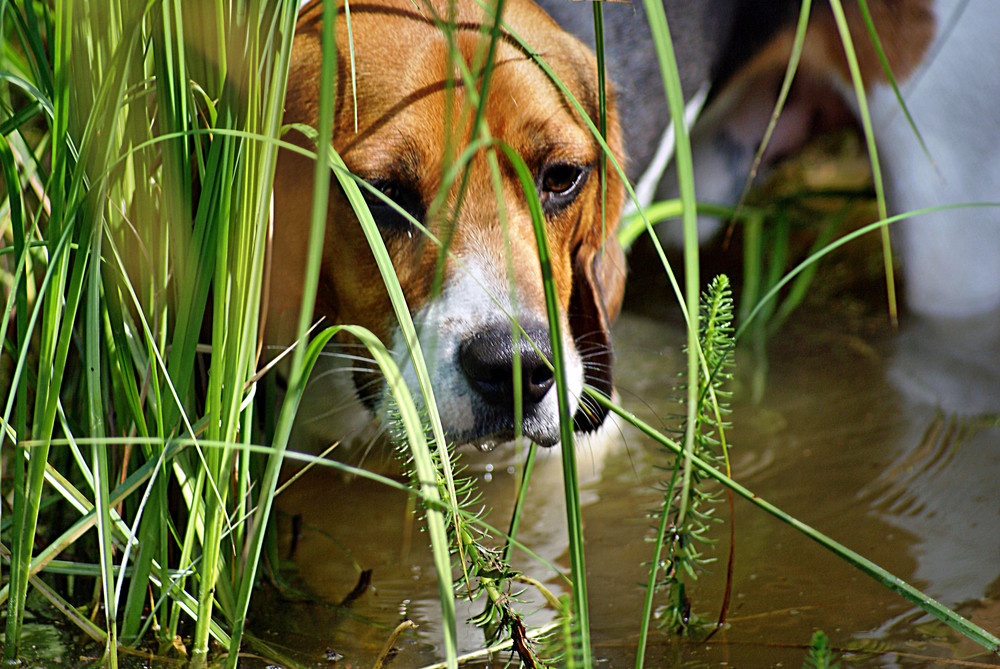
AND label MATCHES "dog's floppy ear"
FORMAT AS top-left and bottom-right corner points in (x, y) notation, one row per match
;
(570, 233), (626, 431)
